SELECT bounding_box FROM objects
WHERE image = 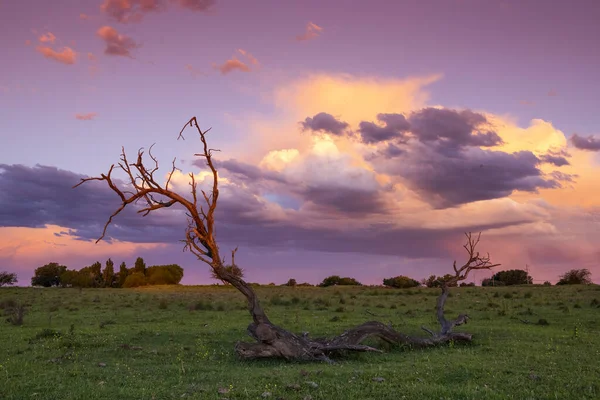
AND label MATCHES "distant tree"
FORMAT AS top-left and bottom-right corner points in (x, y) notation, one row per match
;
(146, 264), (184, 285)
(557, 269), (592, 285)
(423, 274), (458, 288)
(285, 278), (297, 287)
(383, 275), (420, 289)
(31, 262), (67, 287)
(0, 271), (18, 286)
(79, 261), (103, 287)
(117, 262), (128, 288)
(102, 258), (116, 287)
(543, 281), (552, 286)
(459, 282), (475, 287)
(122, 272), (148, 288)
(490, 269), (532, 285)
(319, 275), (362, 287)
(134, 257), (146, 275)
(297, 282), (313, 287)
